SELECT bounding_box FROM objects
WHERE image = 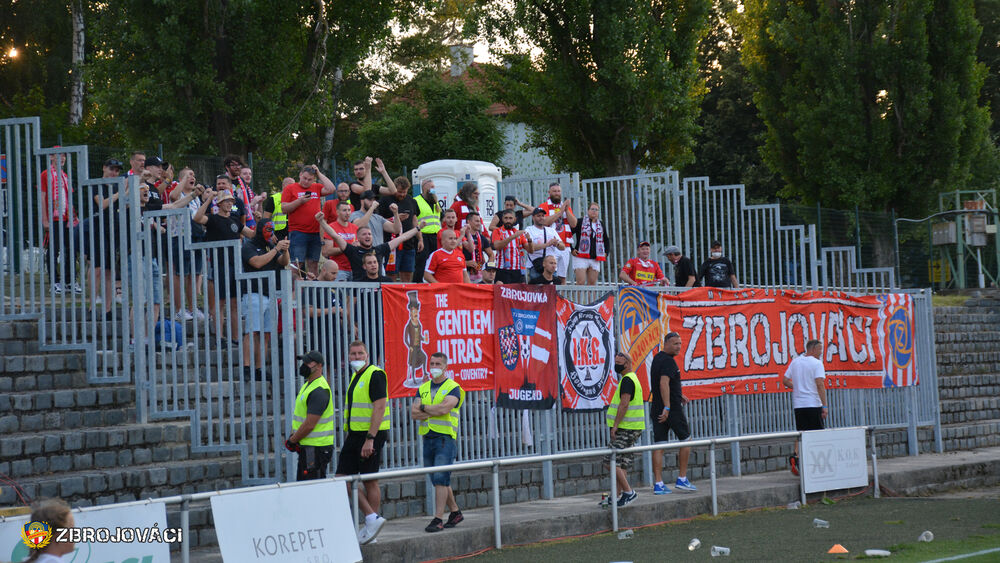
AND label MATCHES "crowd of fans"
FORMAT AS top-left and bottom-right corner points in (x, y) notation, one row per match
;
(38, 152), (742, 344)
